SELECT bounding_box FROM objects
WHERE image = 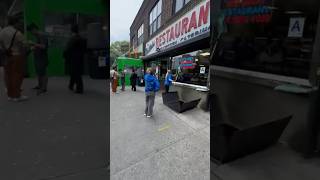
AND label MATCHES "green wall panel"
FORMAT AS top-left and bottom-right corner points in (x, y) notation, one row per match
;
(116, 57), (143, 86)
(24, 0), (106, 77)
